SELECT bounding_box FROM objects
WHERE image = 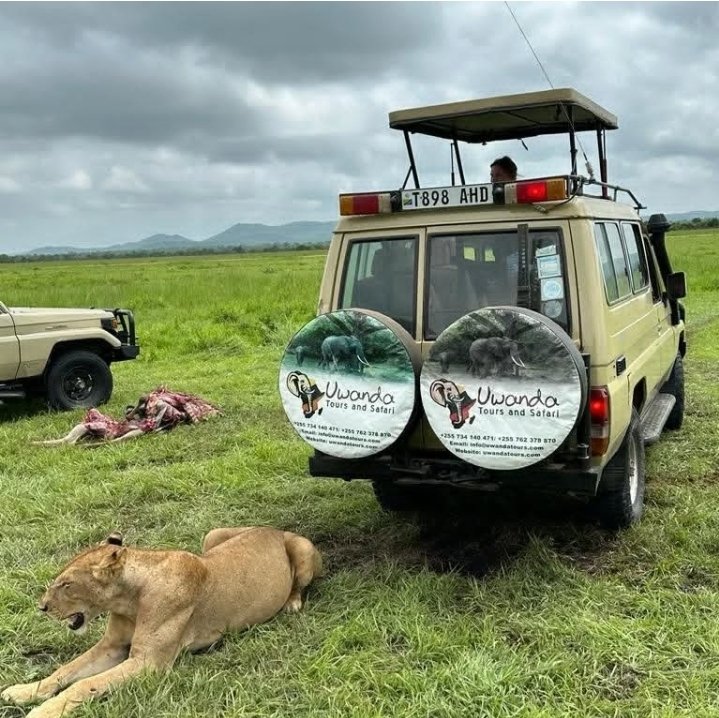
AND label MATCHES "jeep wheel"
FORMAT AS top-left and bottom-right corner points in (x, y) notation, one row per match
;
(46, 351), (113, 410)
(662, 353), (685, 431)
(595, 409), (645, 530)
(372, 480), (438, 513)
